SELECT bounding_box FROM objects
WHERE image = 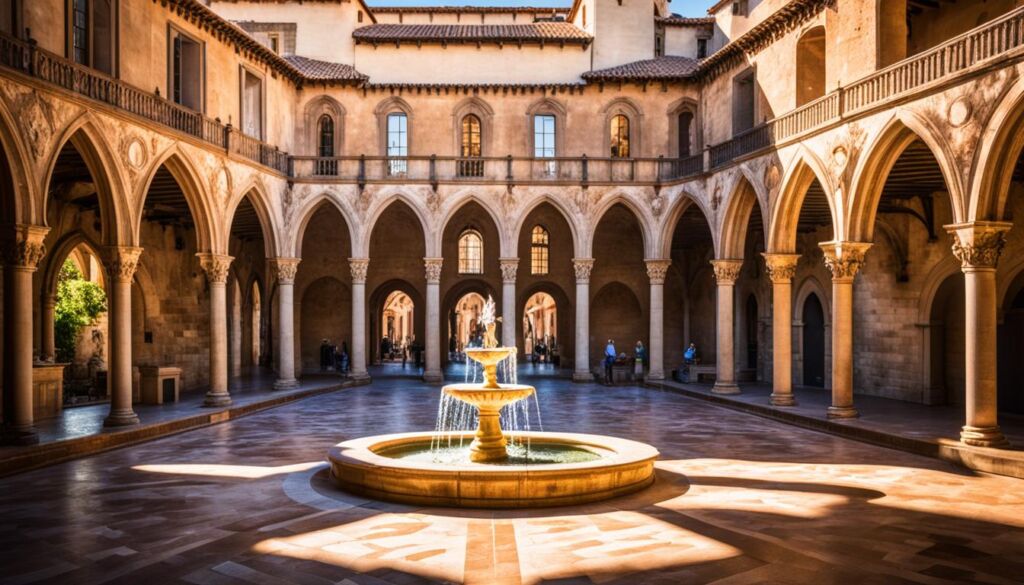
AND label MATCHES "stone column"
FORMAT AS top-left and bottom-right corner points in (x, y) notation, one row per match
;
(198, 253), (234, 406)
(349, 258), (370, 381)
(40, 294), (56, 362)
(820, 241), (871, 418)
(271, 258), (300, 389)
(423, 258), (444, 384)
(763, 253), (800, 406)
(572, 258), (594, 382)
(1, 225), (47, 445)
(948, 222), (1012, 447)
(711, 259), (743, 394)
(104, 246), (143, 426)
(645, 259), (671, 381)
(230, 288), (242, 379)
(499, 258), (518, 350)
